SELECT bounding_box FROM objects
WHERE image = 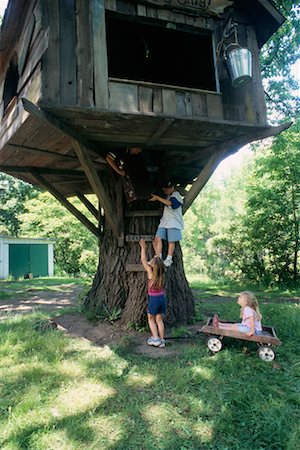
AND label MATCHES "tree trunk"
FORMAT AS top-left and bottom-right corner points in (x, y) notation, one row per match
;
(84, 177), (194, 327)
